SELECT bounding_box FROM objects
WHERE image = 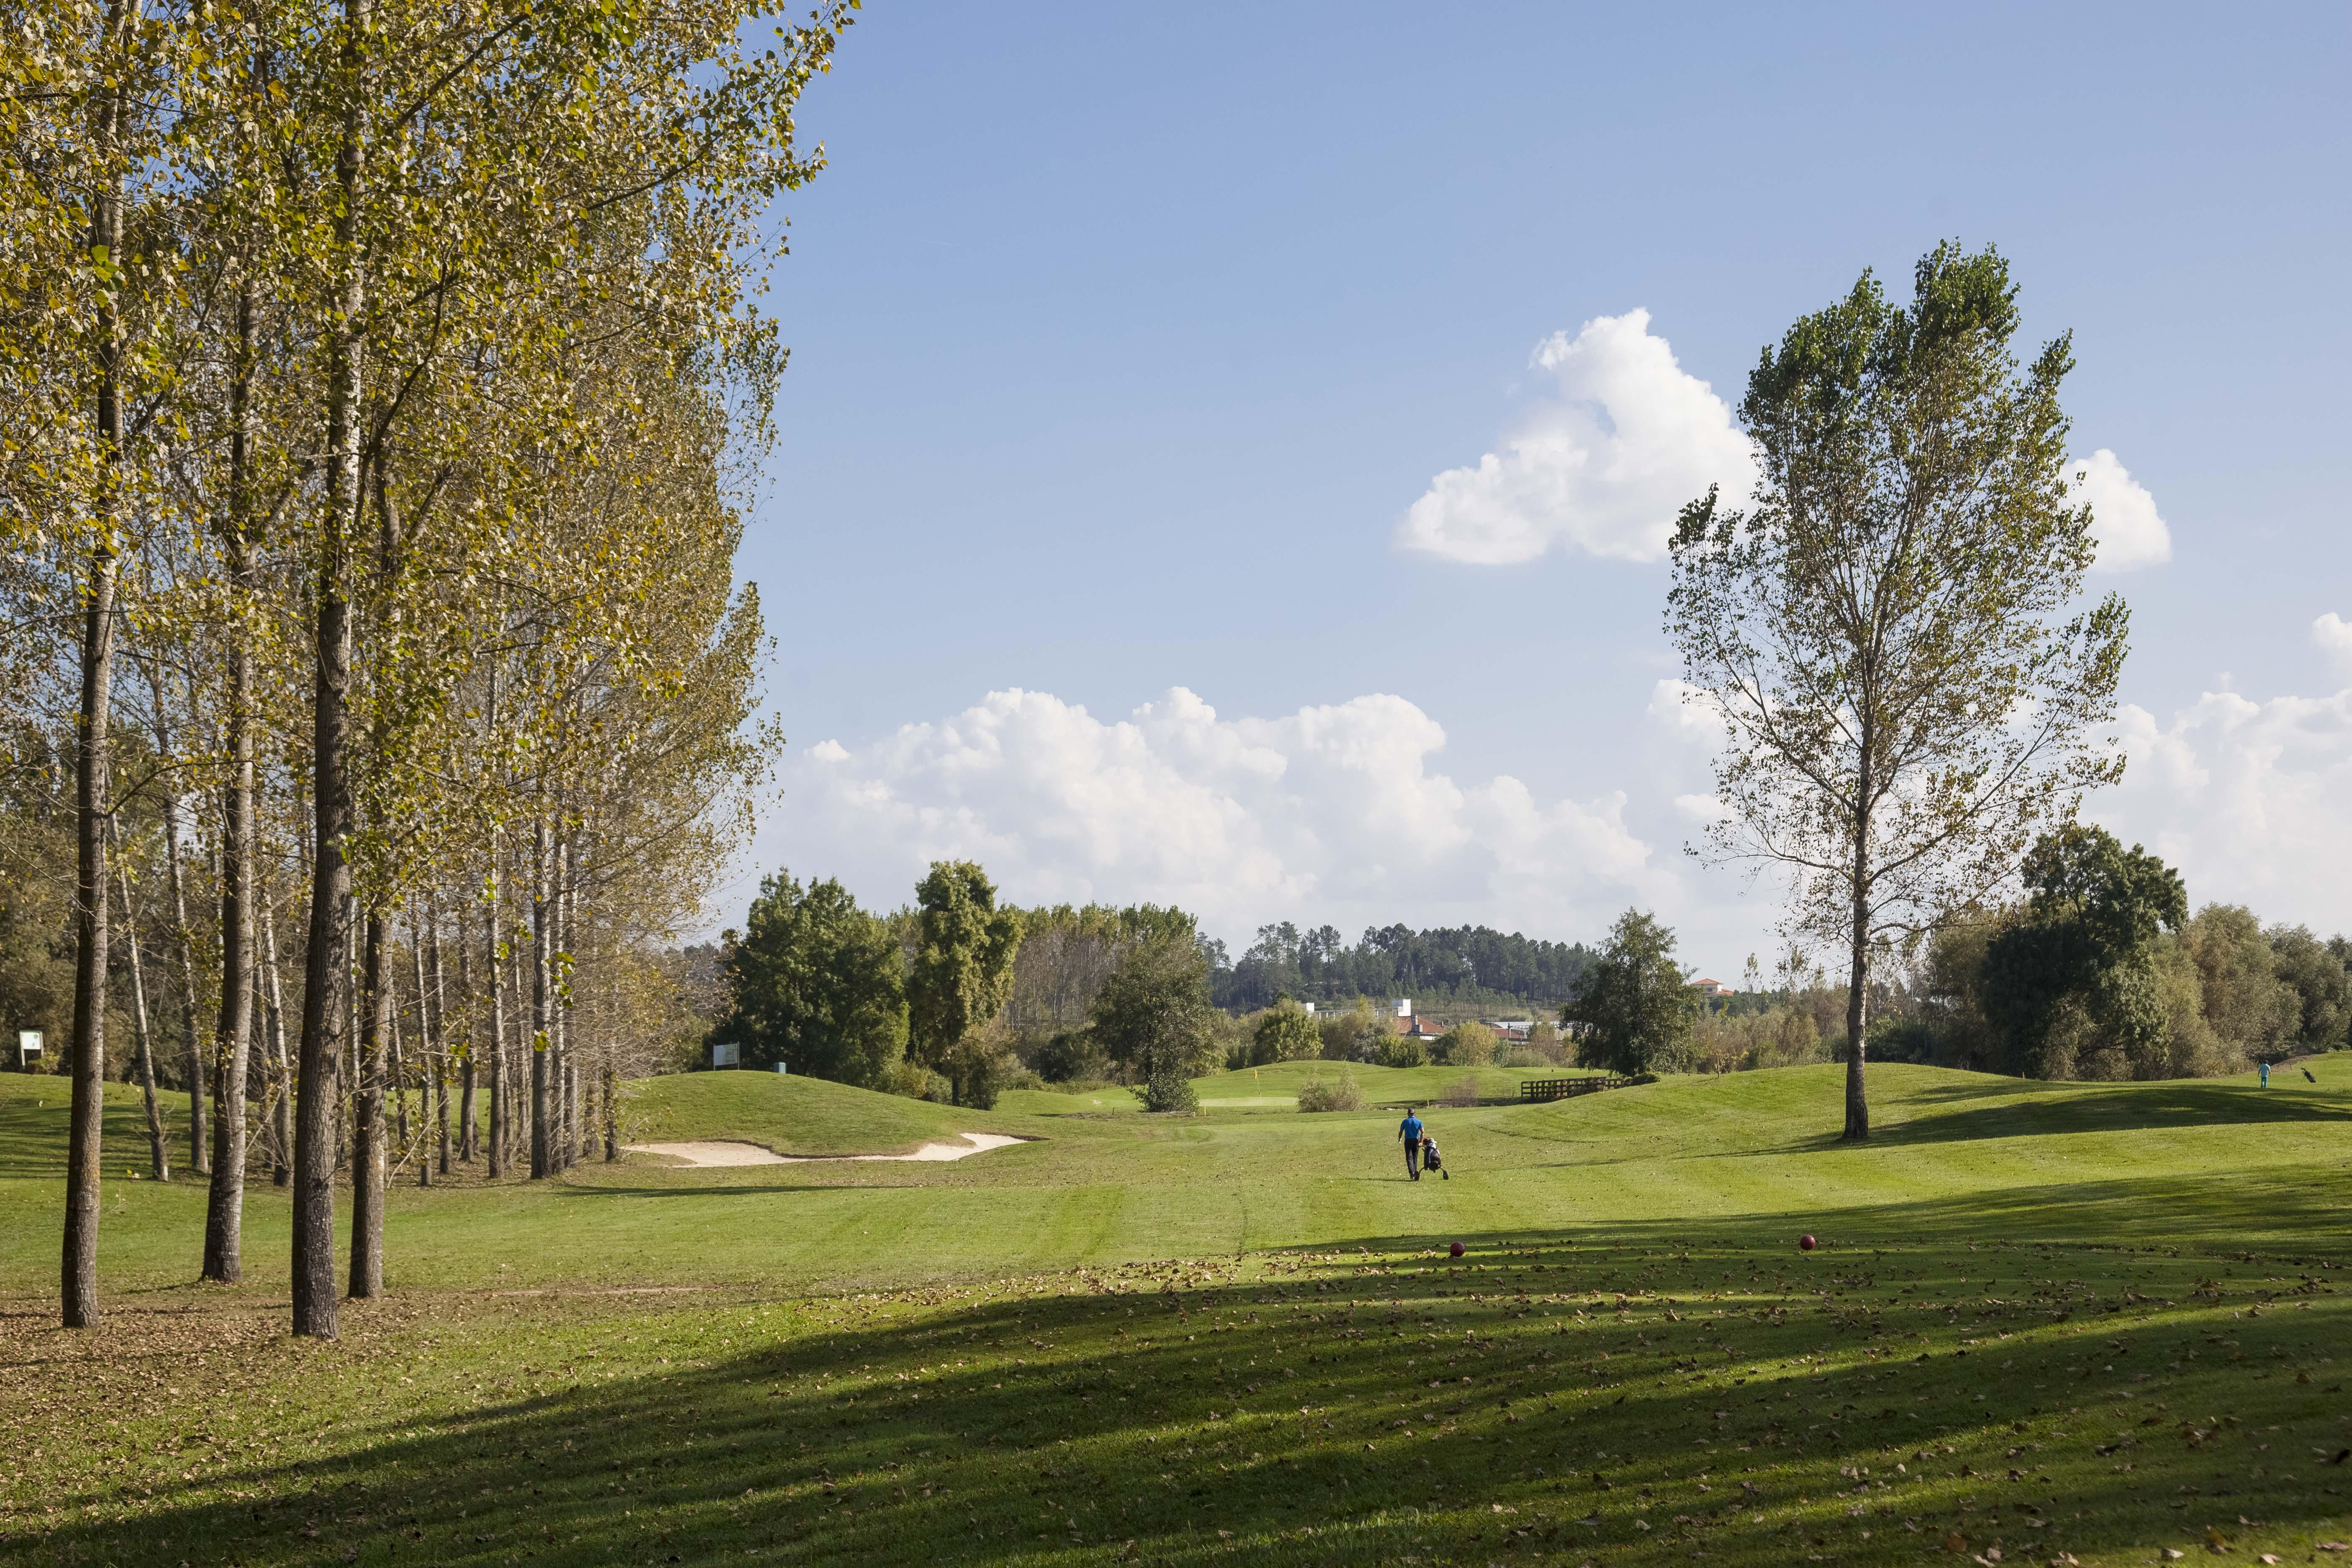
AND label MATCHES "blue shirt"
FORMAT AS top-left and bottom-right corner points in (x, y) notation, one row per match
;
(1399, 1115), (1424, 1141)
